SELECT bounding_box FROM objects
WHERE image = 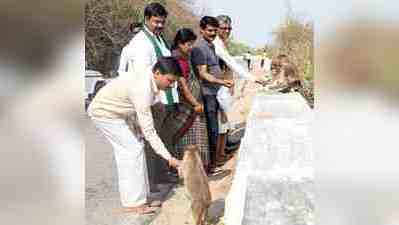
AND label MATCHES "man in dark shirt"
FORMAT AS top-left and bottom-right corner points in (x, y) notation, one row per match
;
(191, 16), (234, 173)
